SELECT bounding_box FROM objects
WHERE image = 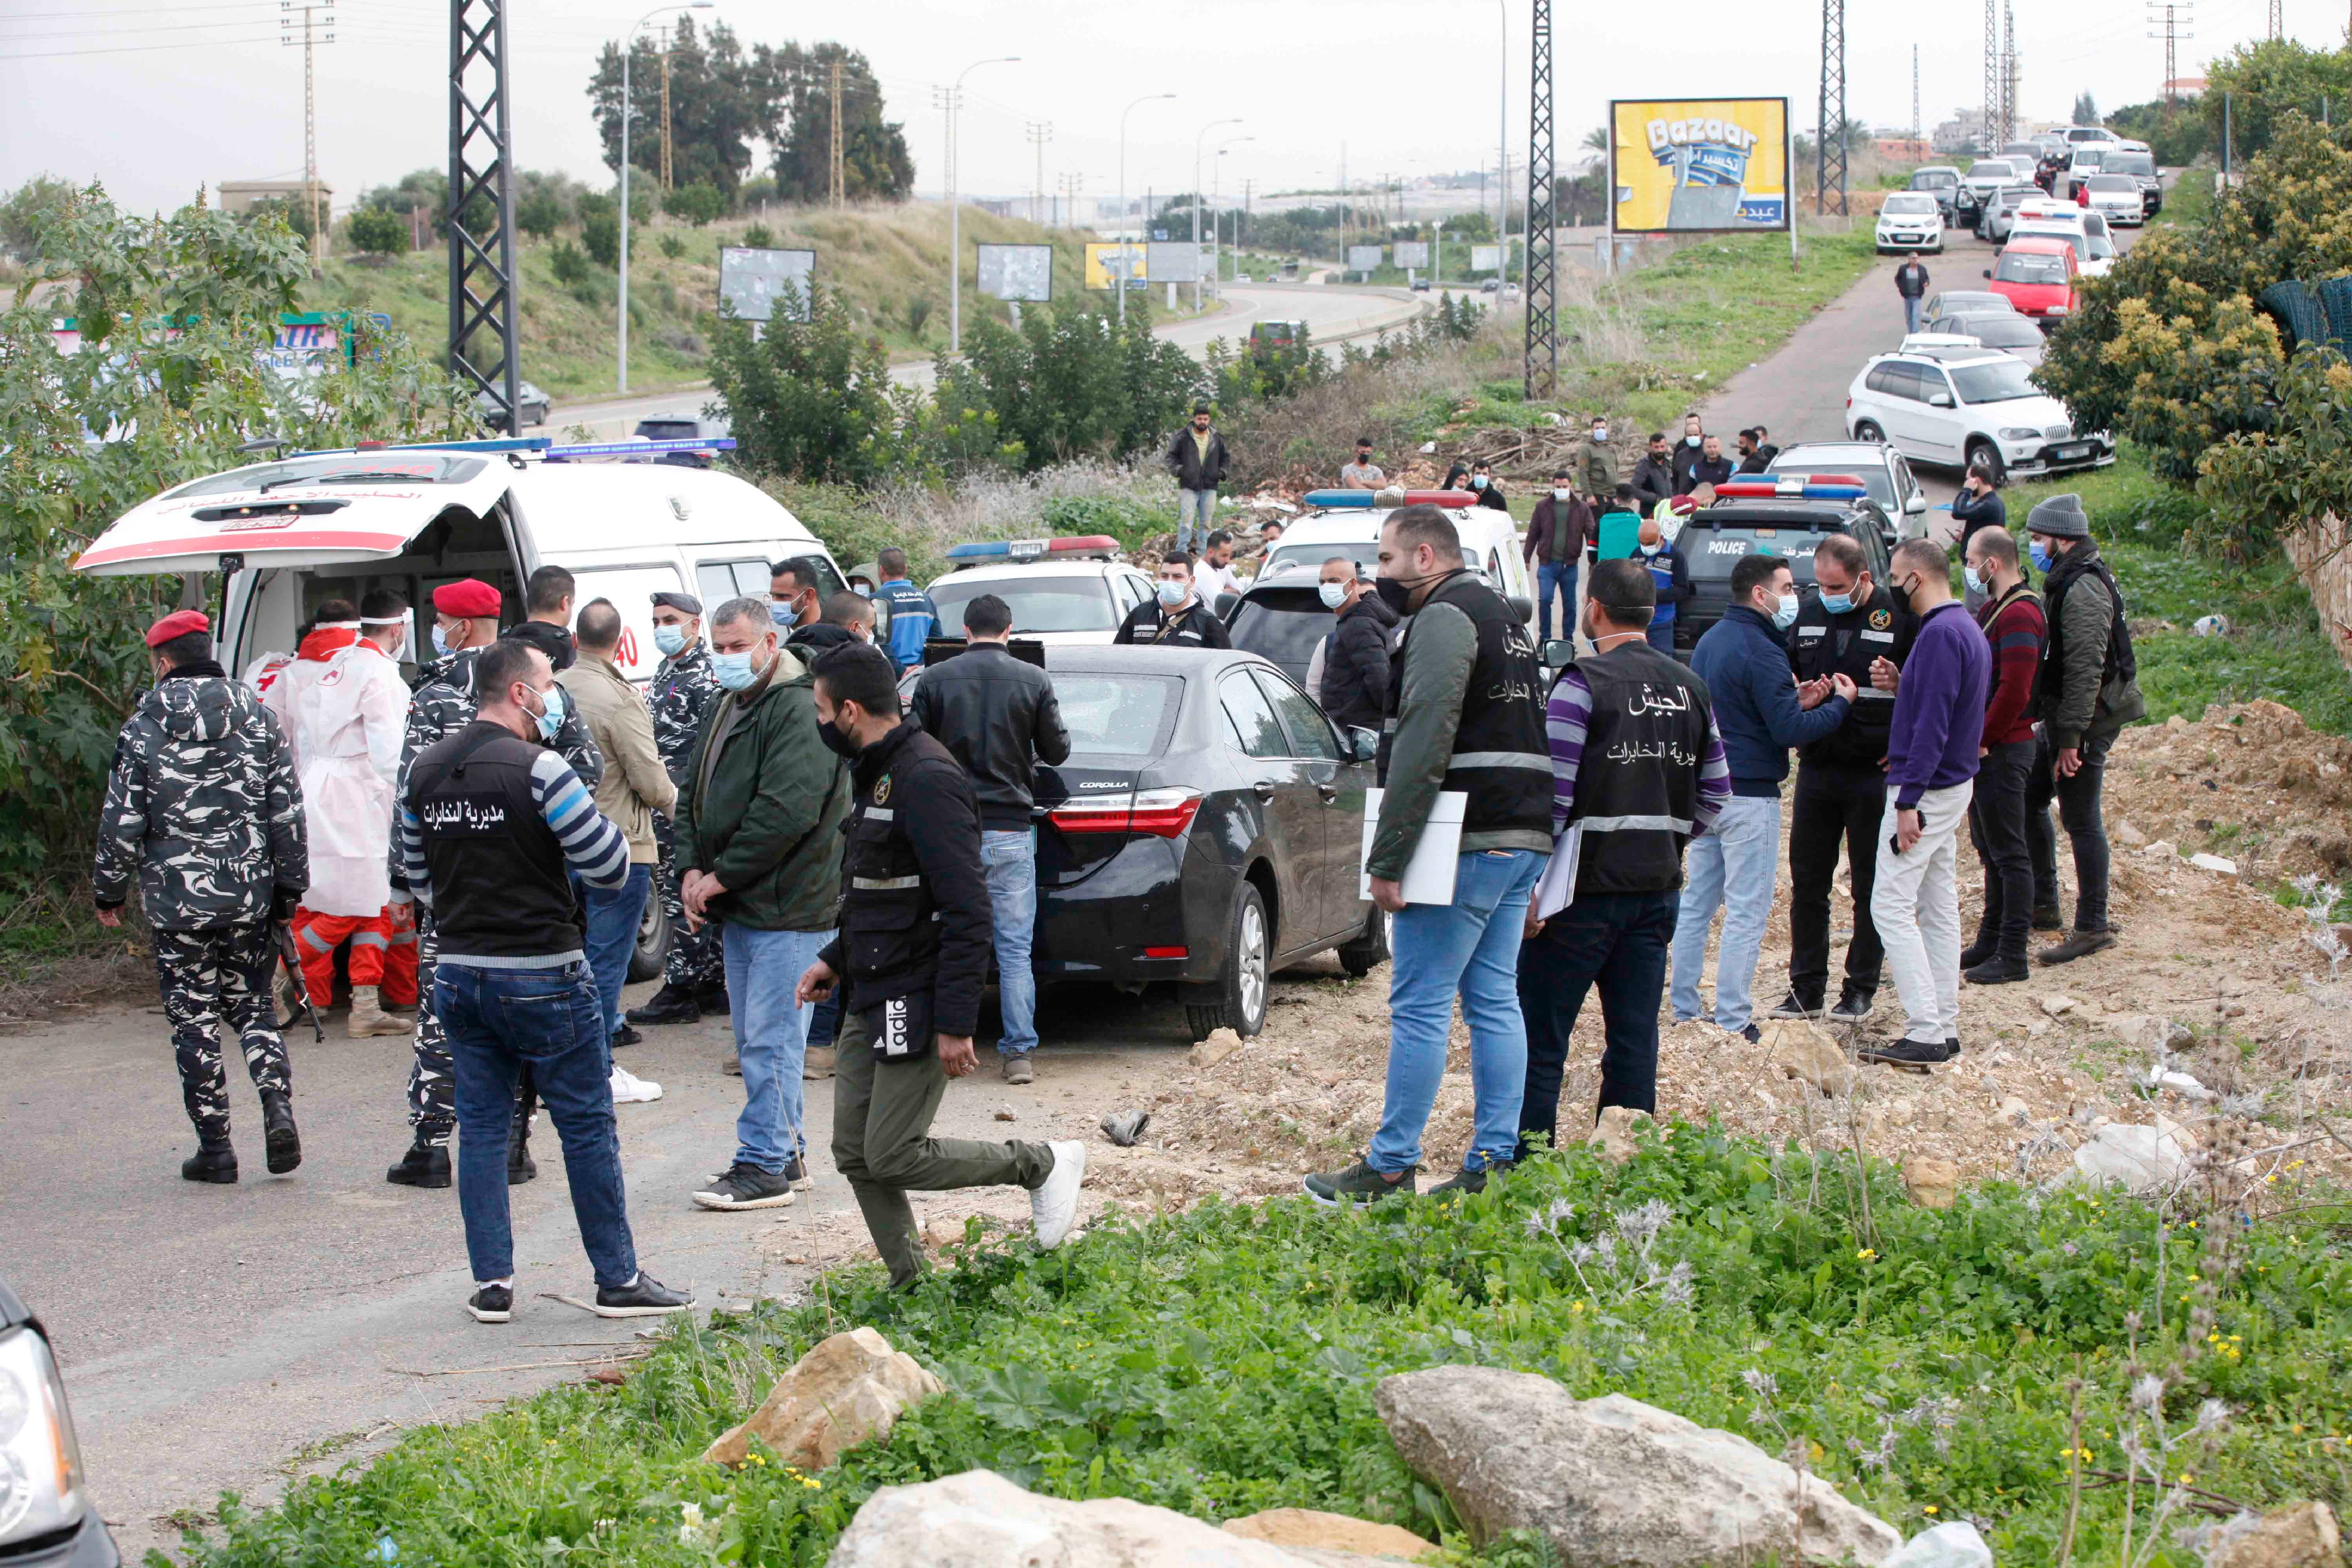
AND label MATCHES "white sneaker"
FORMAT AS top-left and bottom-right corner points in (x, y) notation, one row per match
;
(610, 1065), (662, 1104)
(1030, 1139), (1087, 1250)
